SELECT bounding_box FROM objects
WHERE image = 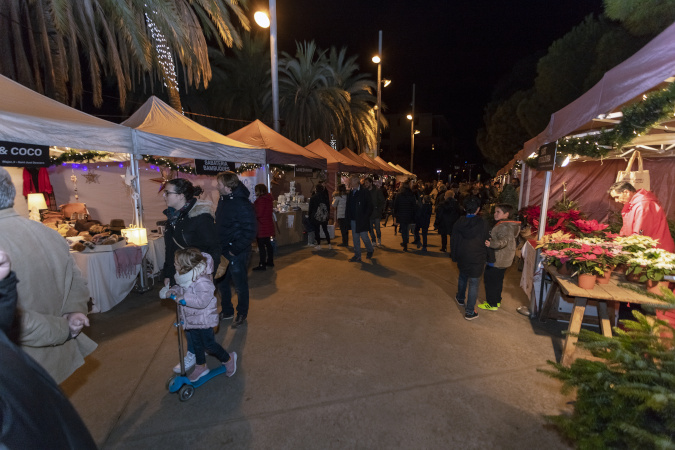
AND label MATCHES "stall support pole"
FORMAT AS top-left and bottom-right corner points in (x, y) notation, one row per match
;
(266, 164), (271, 192)
(529, 169), (552, 318)
(524, 162), (533, 208)
(518, 161), (525, 210)
(130, 135), (151, 293)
